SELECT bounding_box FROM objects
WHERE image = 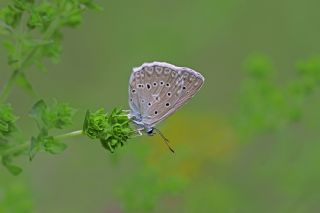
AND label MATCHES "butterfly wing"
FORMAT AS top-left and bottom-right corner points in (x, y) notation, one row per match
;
(129, 62), (204, 128)
(129, 62), (183, 123)
(170, 68), (205, 112)
(129, 63), (167, 117)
